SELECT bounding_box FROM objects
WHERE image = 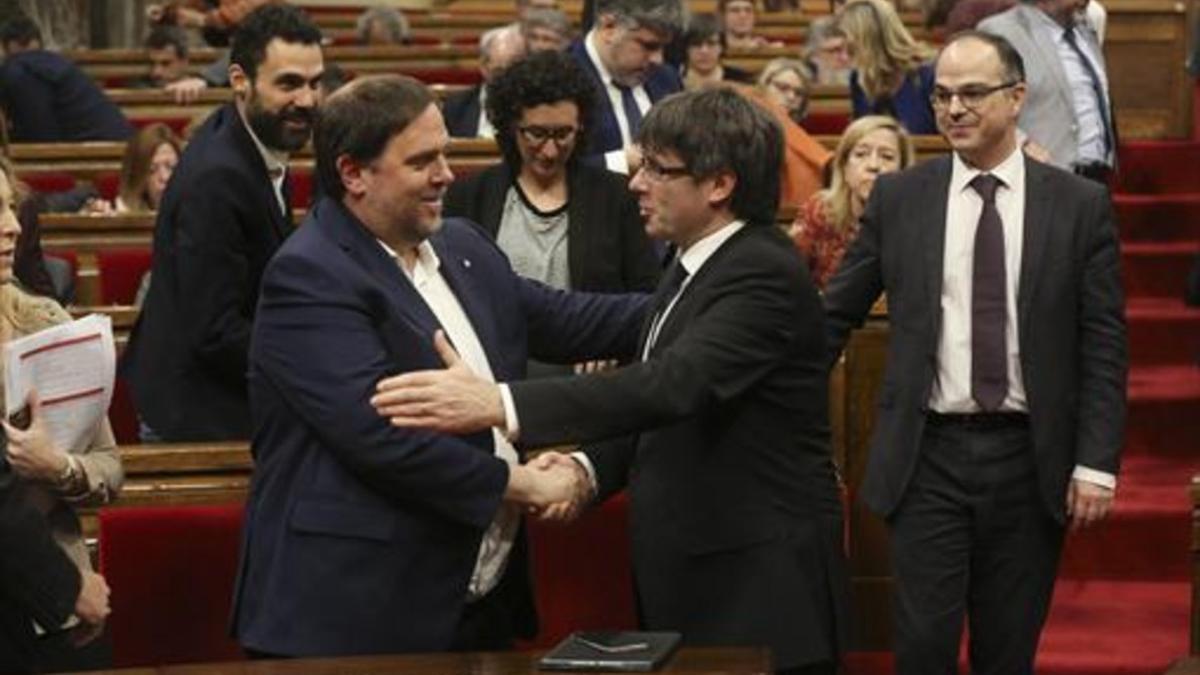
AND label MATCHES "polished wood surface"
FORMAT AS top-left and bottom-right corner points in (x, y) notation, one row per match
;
(1105, 0), (1195, 139)
(60, 647), (772, 675)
